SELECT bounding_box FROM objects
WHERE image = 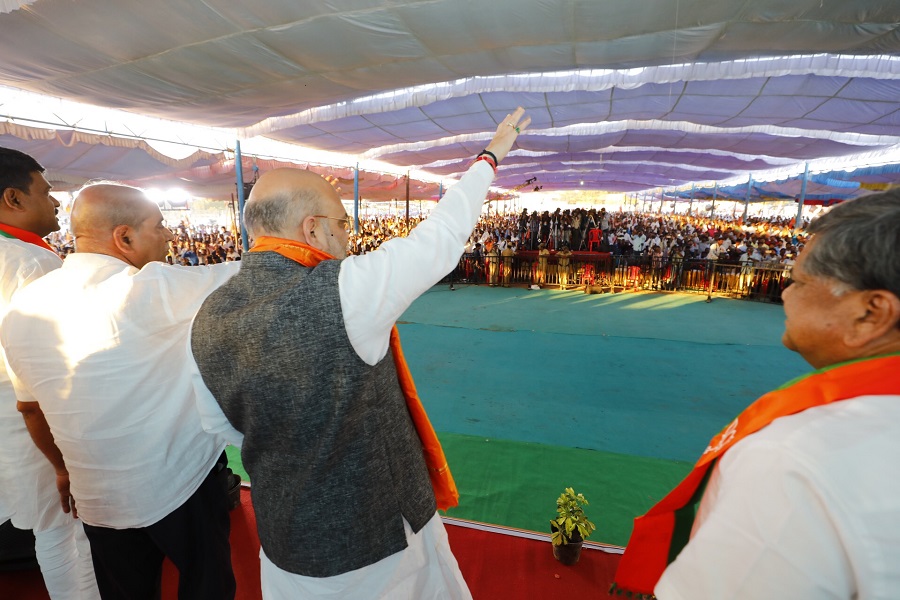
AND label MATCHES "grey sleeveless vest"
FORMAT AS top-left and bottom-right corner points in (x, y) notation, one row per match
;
(191, 252), (436, 577)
